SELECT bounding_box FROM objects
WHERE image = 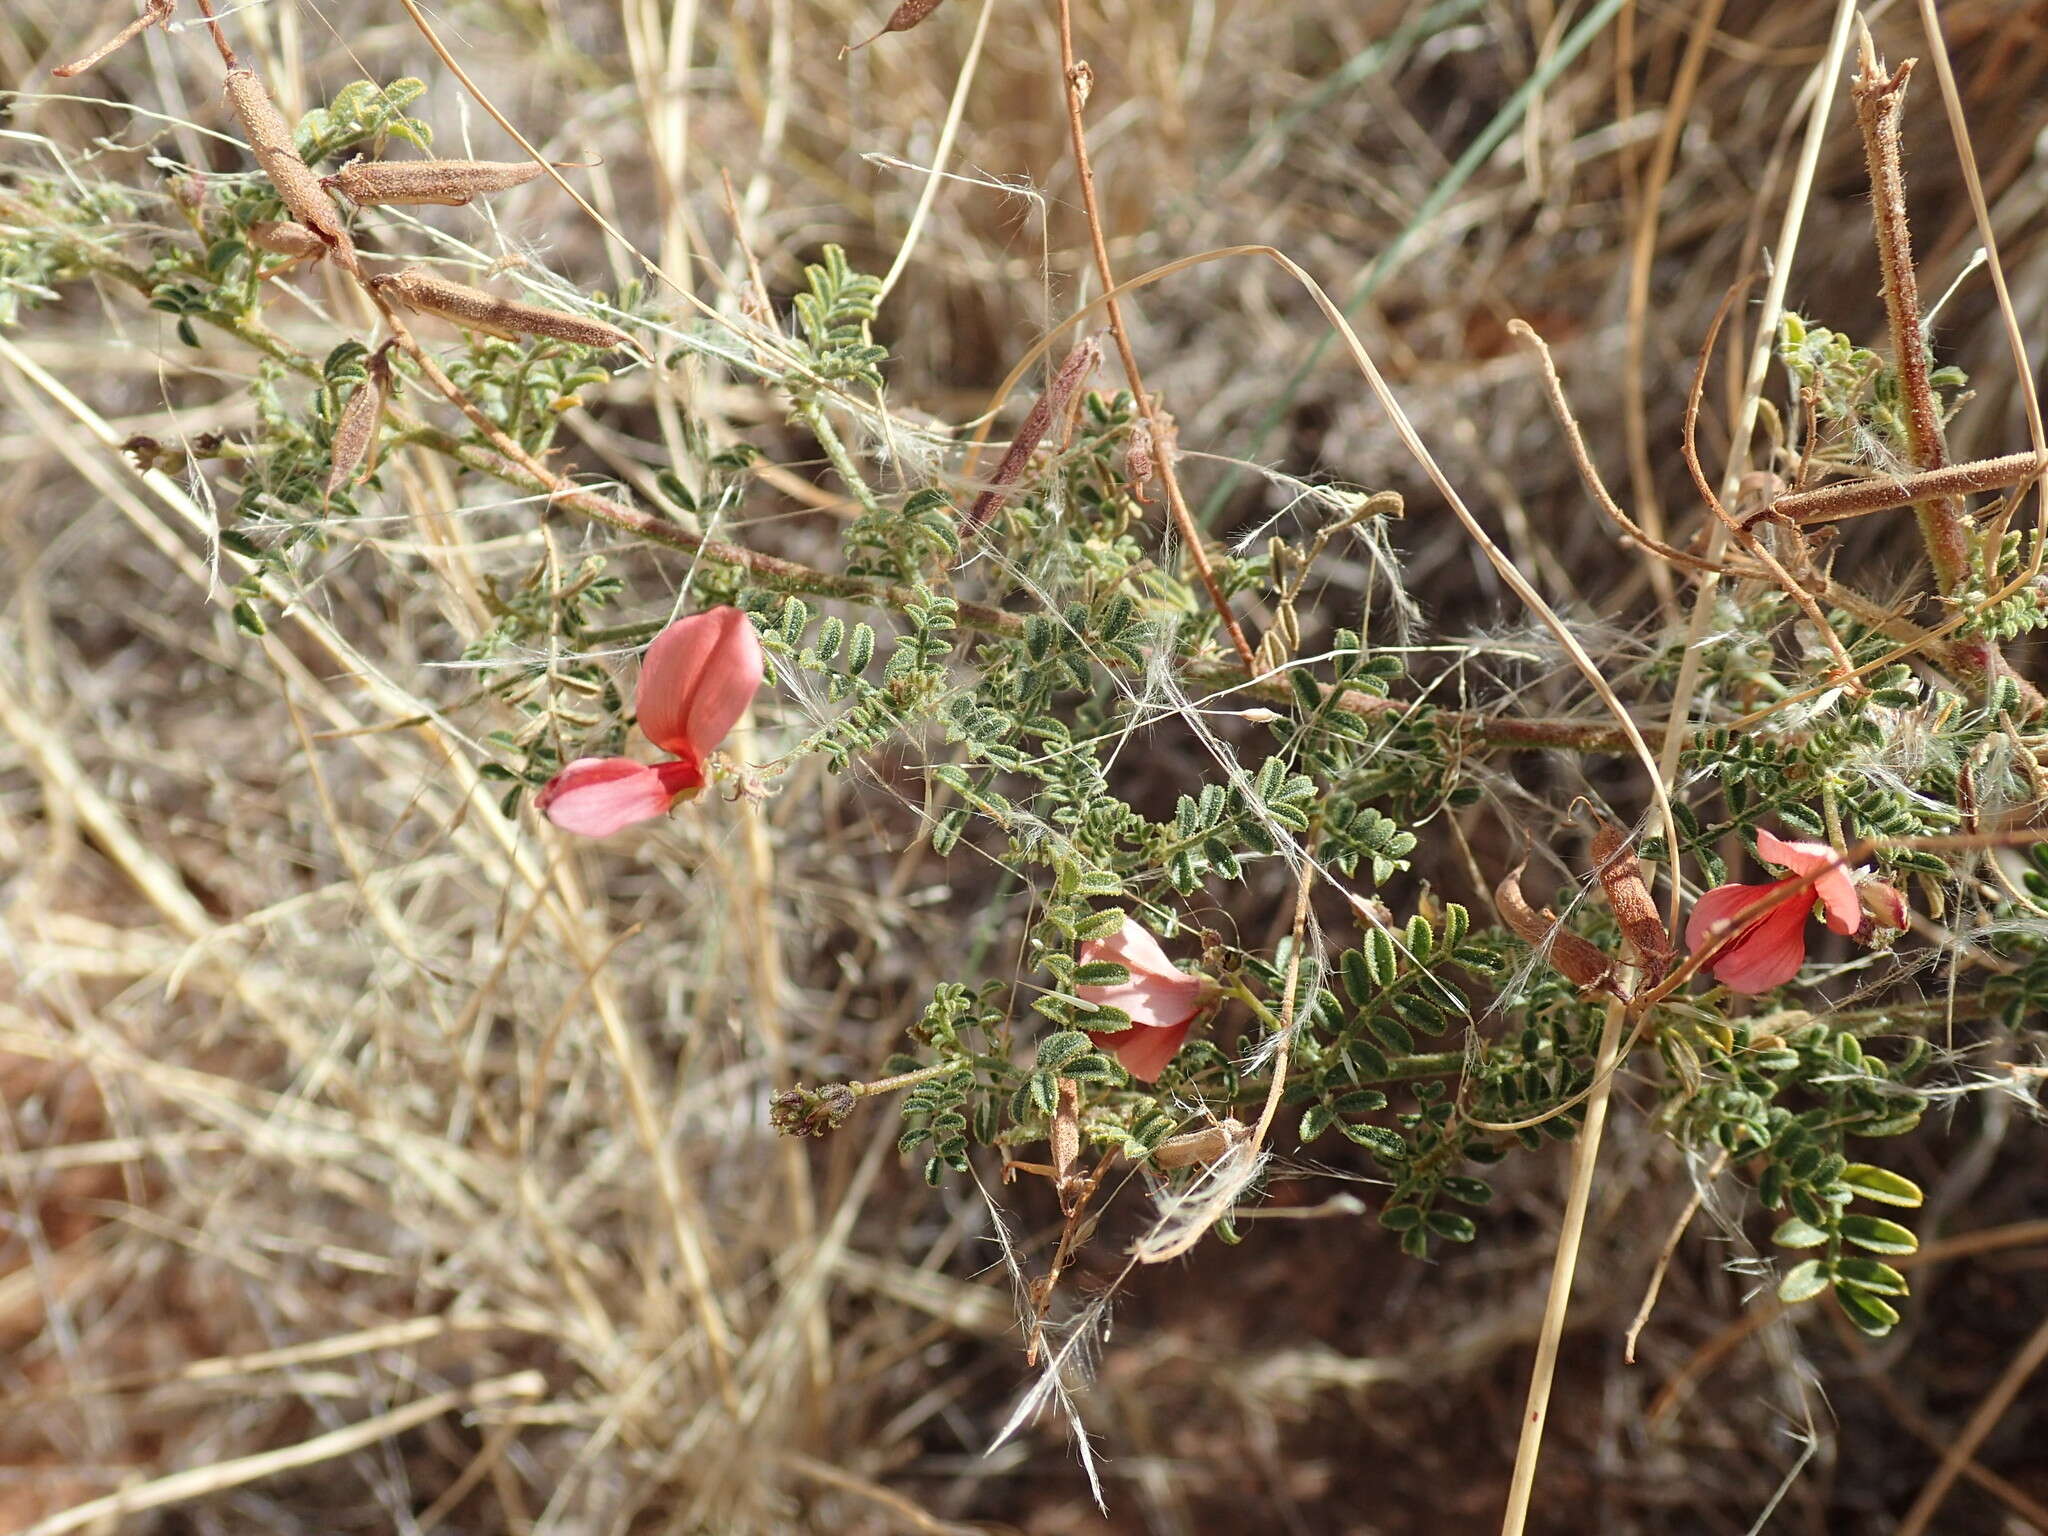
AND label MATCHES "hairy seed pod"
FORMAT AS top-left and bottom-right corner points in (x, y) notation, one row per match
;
(223, 68), (356, 274)
(1591, 817), (1672, 976)
(324, 157), (553, 207)
(1125, 416), (1156, 500)
(370, 266), (631, 351)
(967, 335), (1104, 531)
(1495, 861), (1618, 995)
(1150, 1120), (1247, 1170)
(1051, 1077), (1082, 1215)
(325, 343), (394, 500)
(53, 0), (174, 78)
(844, 0), (947, 53)
(248, 219), (330, 263)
